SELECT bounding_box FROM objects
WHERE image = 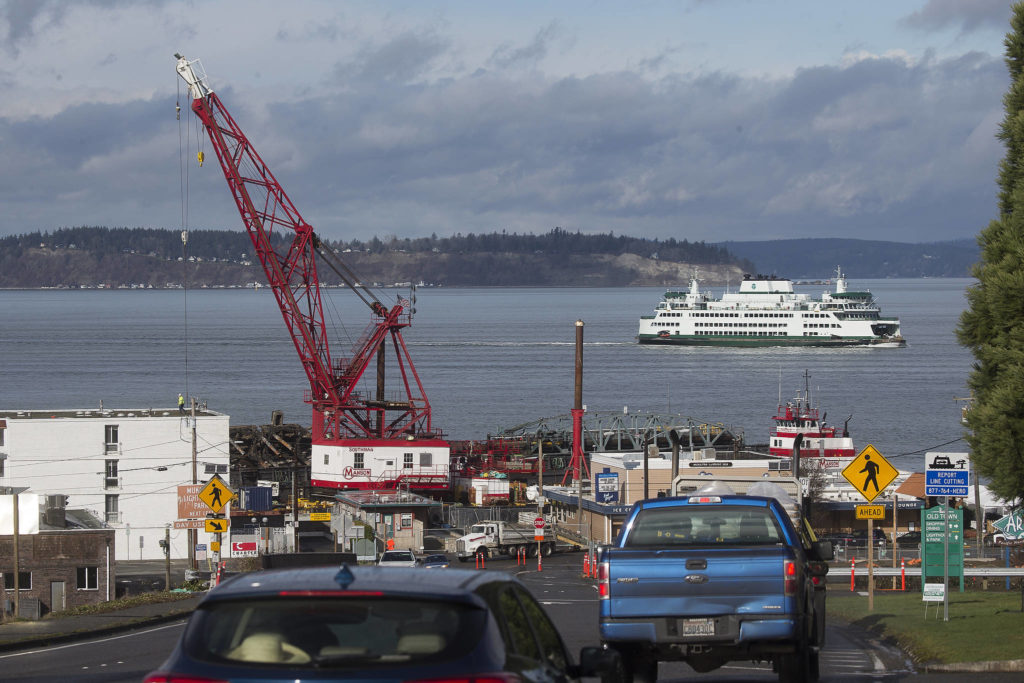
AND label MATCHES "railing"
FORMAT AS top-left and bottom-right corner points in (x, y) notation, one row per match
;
(105, 511), (122, 523)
